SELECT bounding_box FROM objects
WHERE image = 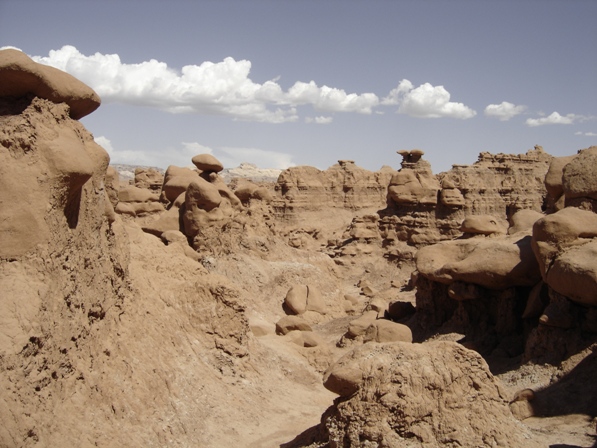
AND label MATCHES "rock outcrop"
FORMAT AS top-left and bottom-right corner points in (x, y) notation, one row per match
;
(321, 342), (536, 447)
(0, 48), (100, 119)
(273, 160), (394, 218)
